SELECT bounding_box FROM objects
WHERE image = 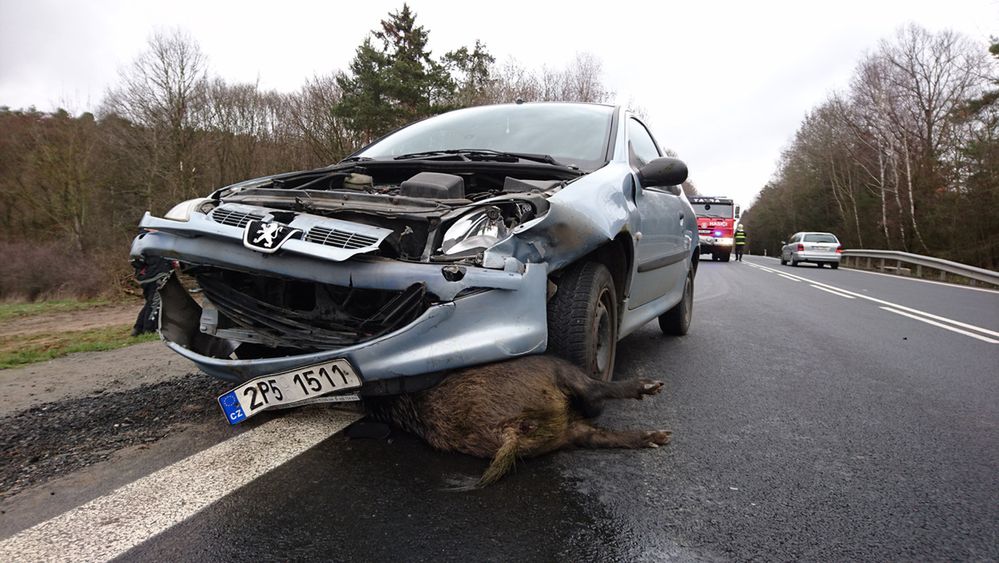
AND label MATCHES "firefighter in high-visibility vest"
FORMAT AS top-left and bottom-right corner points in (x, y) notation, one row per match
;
(734, 225), (747, 261)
